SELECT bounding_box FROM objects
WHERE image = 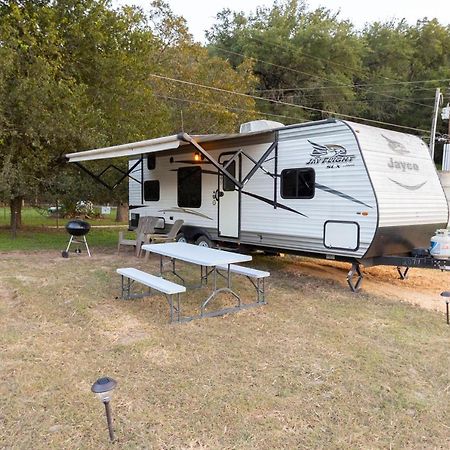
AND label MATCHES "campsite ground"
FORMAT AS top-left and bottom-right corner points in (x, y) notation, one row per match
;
(1, 247), (449, 449)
